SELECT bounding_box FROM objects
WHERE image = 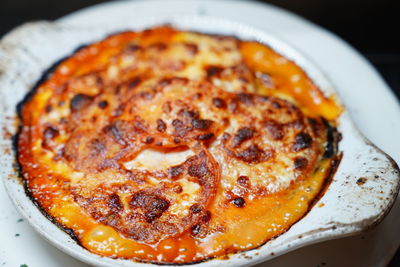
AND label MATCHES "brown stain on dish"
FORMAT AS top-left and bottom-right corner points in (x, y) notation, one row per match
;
(356, 177), (368, 186)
